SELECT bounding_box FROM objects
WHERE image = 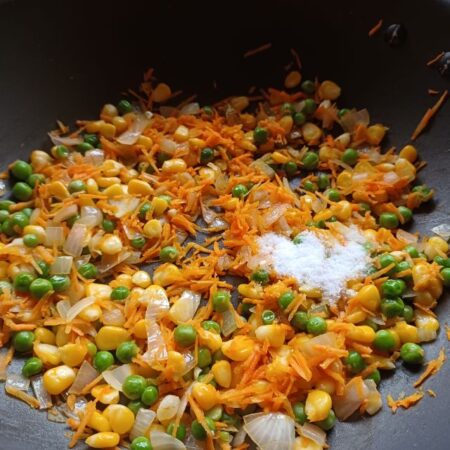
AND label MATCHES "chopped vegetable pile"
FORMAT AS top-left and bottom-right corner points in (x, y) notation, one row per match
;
(0, 66), (448, 450)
